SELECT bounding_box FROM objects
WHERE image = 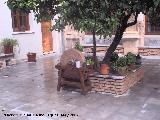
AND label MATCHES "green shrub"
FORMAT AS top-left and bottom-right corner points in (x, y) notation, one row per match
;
(86, 58), (94, 65)
(110, 52), (119, 63)
(0, 38), (18, 46)
(74, 41), (83, 52)
(116, 56), (127, 67)
(135, 54), (142, 65)
(126, 52), (136, 65)
(112, 56), (128, 75)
